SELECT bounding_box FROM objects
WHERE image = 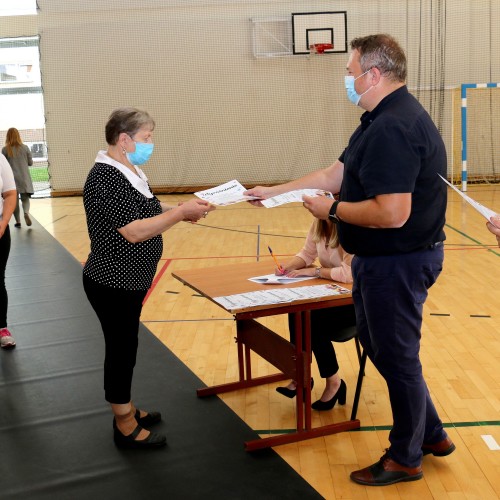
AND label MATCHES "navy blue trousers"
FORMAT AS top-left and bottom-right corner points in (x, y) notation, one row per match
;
(352, 245), (447, 467)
